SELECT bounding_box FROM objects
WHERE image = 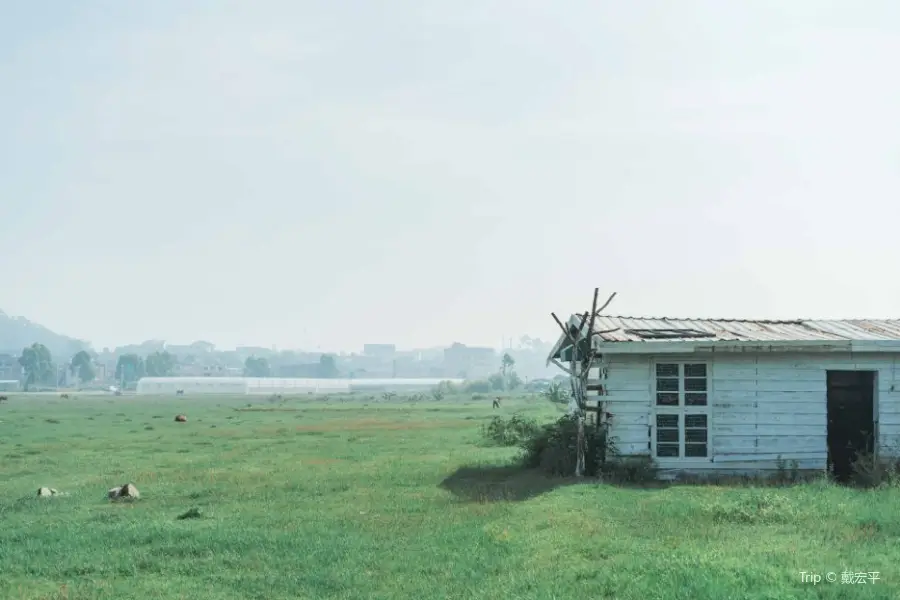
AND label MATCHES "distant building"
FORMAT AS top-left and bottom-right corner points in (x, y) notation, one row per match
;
(276, 363), (321, 378)
(190, 341), (216, 353)
(61, 365), (81, 388)
(94, 362), (108, 382)
(0, 353), (21, 382)
(96, 360), (116, 382)
(443, 343), (497, 379)
(175, 363), (227, 377)
(363, 344), (396, 358)
(236, 346), (271, 356)
(0, 380), (19, 391)
(163, 344), (194, 356)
